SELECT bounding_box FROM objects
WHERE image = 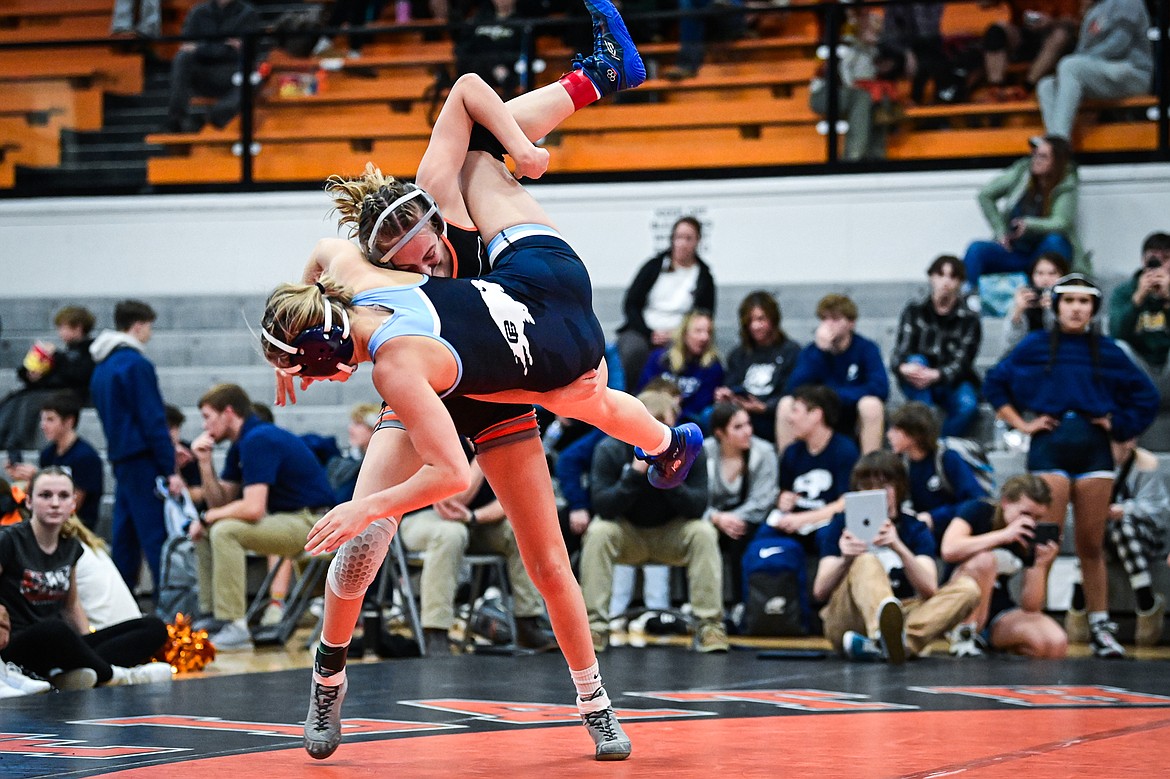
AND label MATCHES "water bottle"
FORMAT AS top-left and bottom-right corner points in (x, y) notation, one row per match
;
(993, 418), (1008, 451)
